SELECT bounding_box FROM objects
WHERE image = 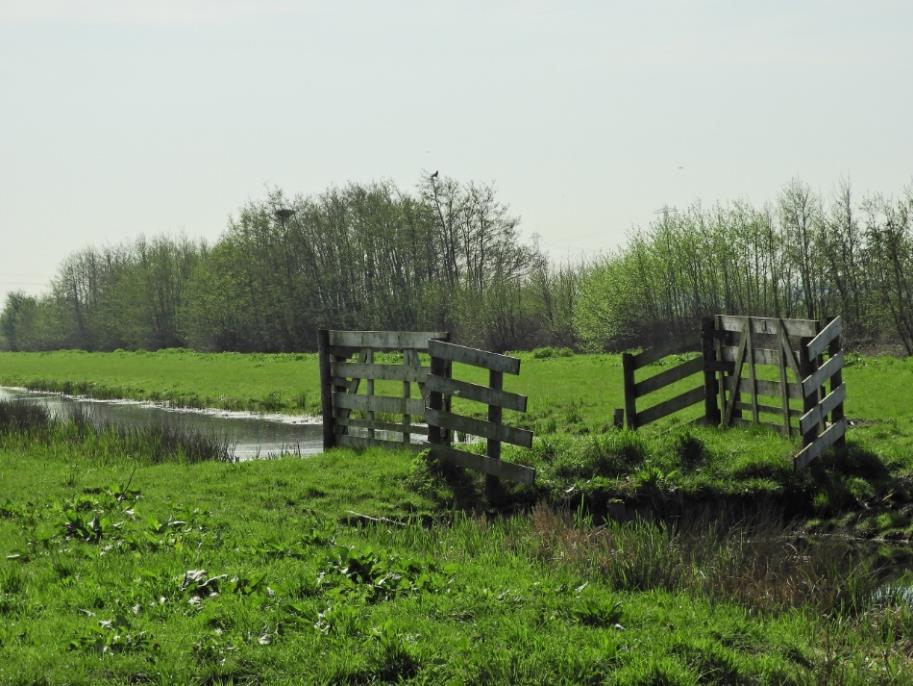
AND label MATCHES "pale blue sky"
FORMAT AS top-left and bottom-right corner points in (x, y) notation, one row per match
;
(2, 1), (912, 305)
